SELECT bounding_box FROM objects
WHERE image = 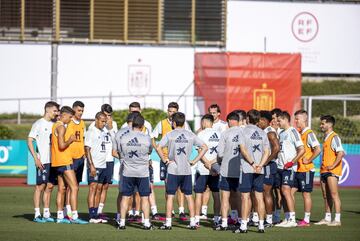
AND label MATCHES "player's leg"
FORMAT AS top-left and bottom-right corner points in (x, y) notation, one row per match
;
(229, 190), (239, 224)
(56, 175), (70, 223)
(209, 175), (221, 226)
(87, 180), (98, 222)
(194, 173), (205, 225)
(182, 175), (196, 229)
(315, 175), (332, 225)
(118, 176), (135, 229)
(277, 170), (296, 227)
(254, 174), (266, 232)
(217, 176), (231, 230)
(160, 174), (177, 229)
(297, 172), (313, 227)
(327, 176), (341, 226)
(33, 183), (45, 221)
(138, 177), (153, 229)
(263, 183), (274, 226)
(273, 169), (283, 224)
(98, 161), (113, 220)
(201, 187), (211, 218)
(42, 182), (55, 221)
(177, 188), (186, 220)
